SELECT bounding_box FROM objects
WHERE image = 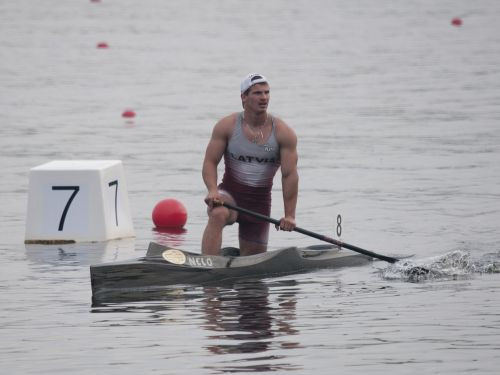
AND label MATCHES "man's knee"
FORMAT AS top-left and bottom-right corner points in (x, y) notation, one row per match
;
(208, 206), (232, 226)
